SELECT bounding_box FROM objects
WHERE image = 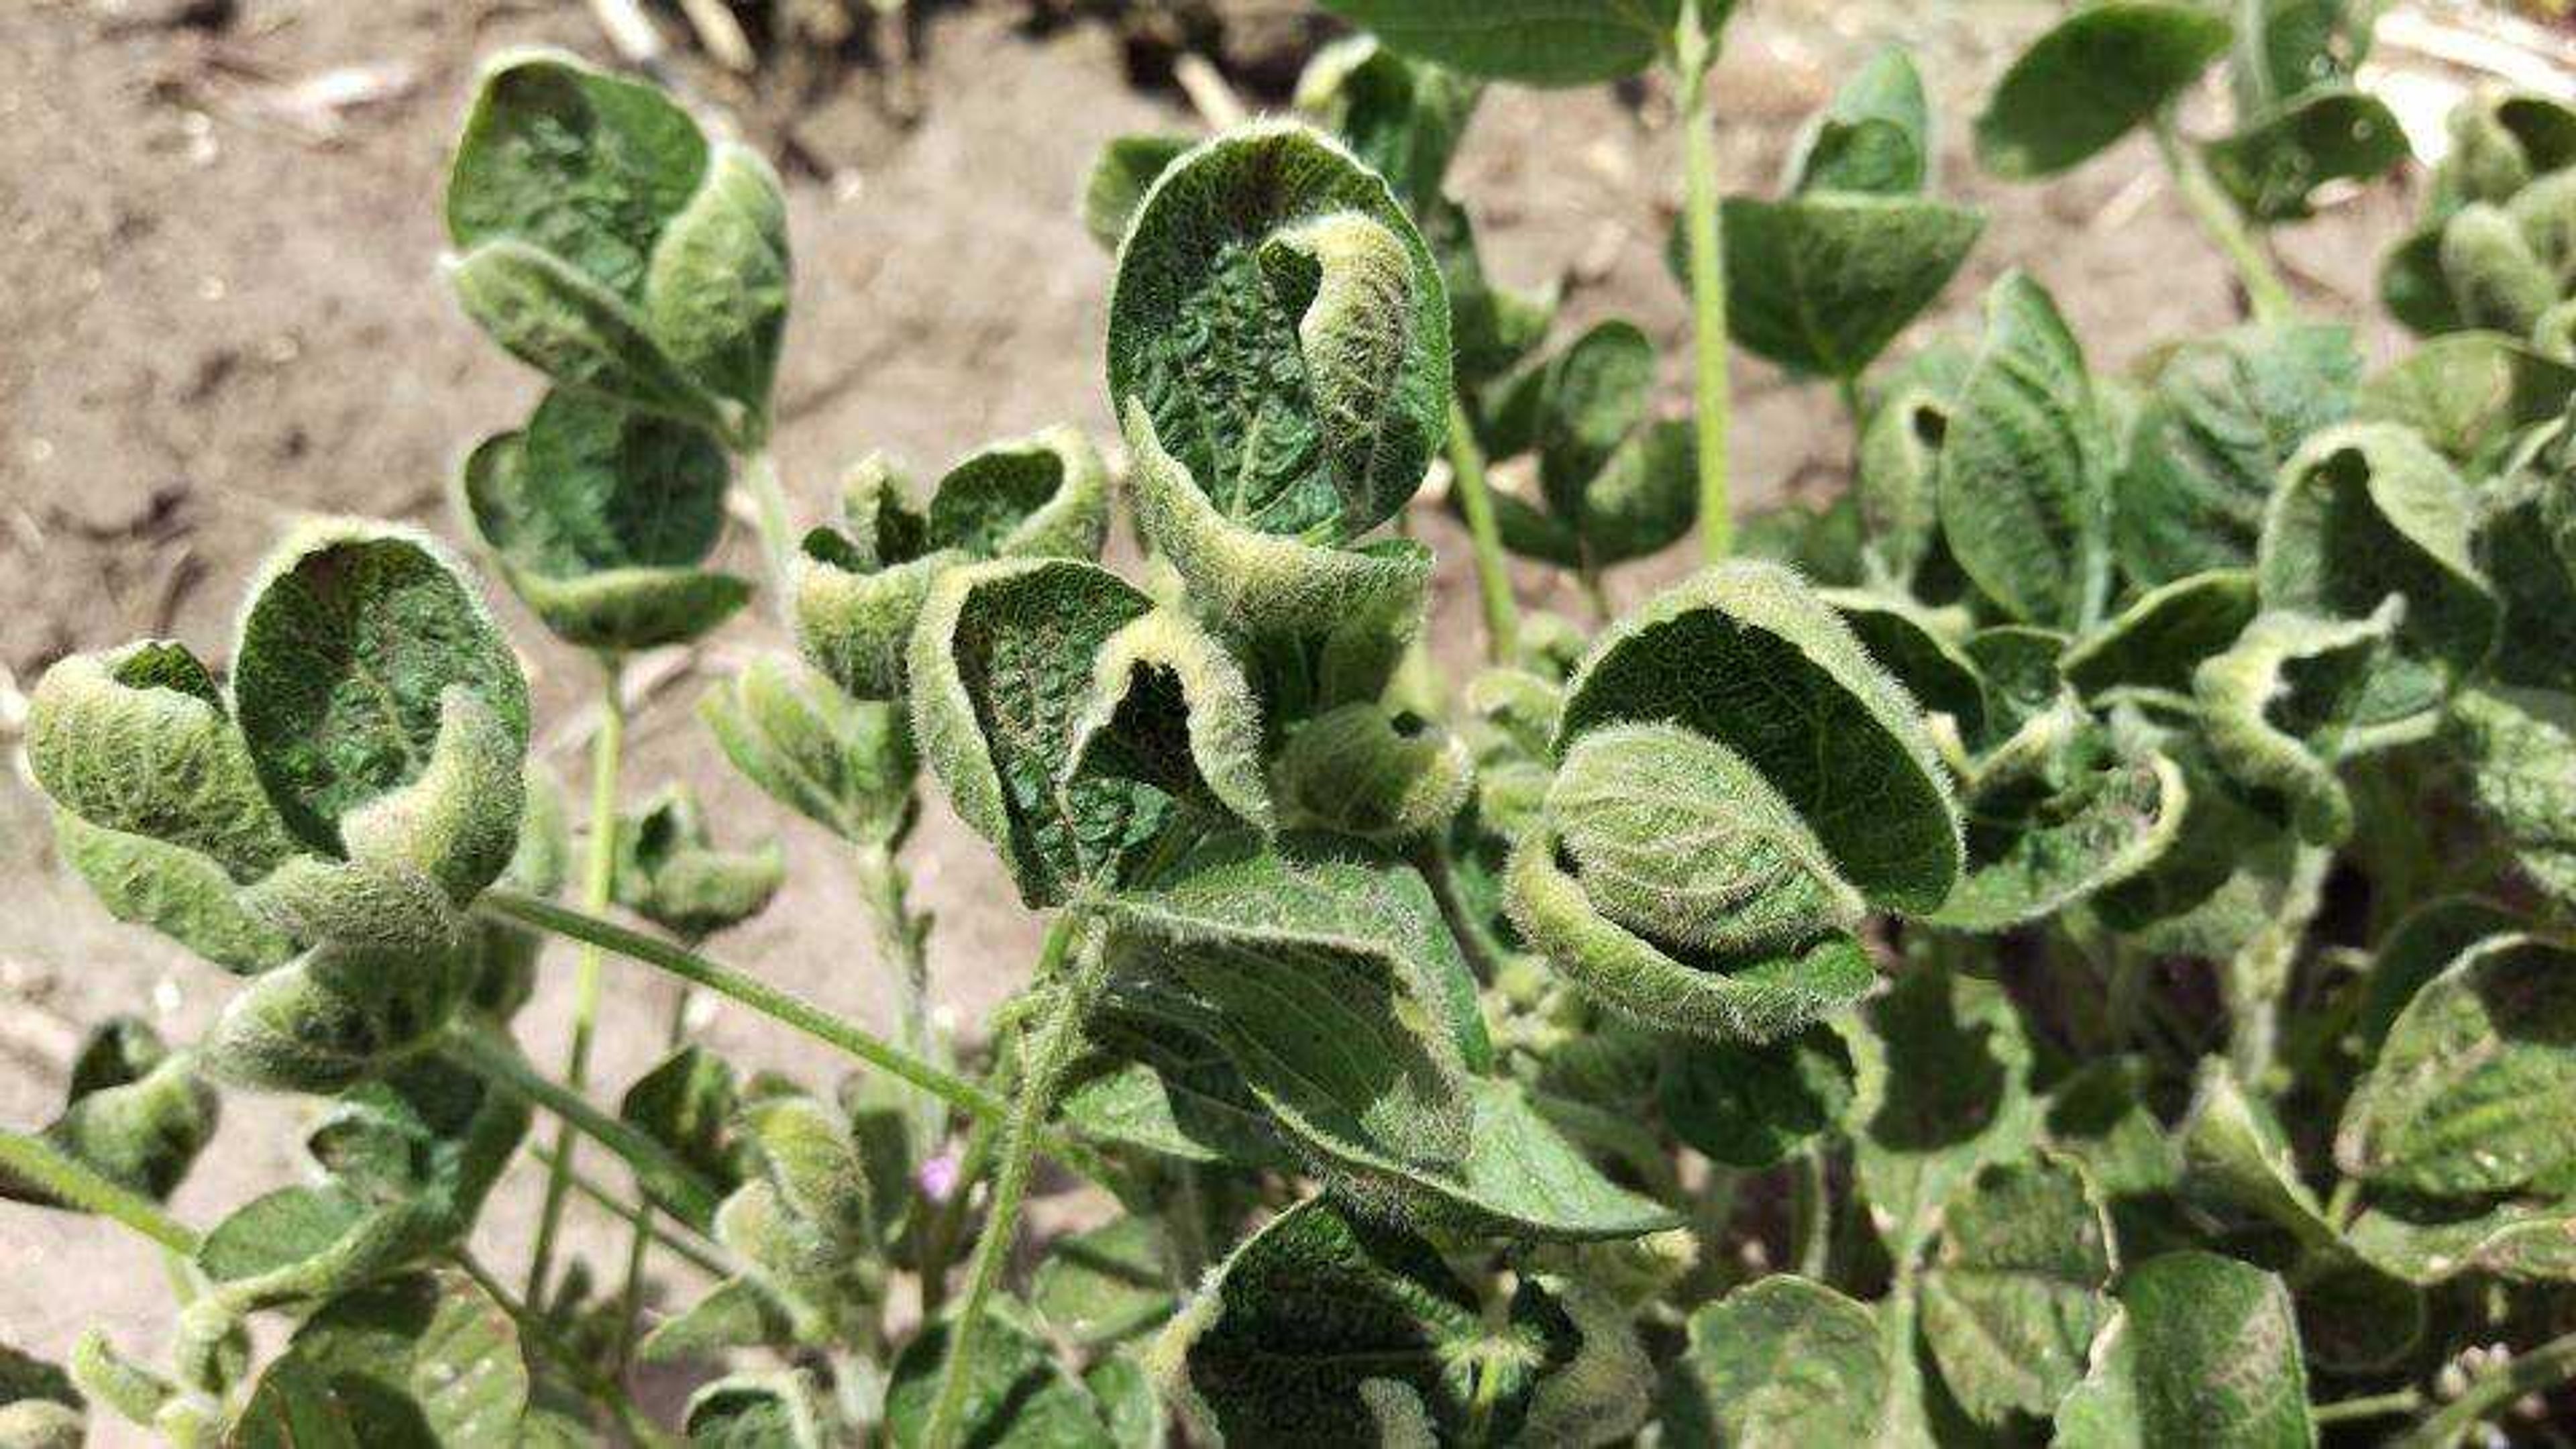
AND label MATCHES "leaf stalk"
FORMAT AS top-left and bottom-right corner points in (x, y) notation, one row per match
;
(1444, 396), (1521, 662)
(0, 1129), (200, 1256)
(2151, 113), (2294, 327)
